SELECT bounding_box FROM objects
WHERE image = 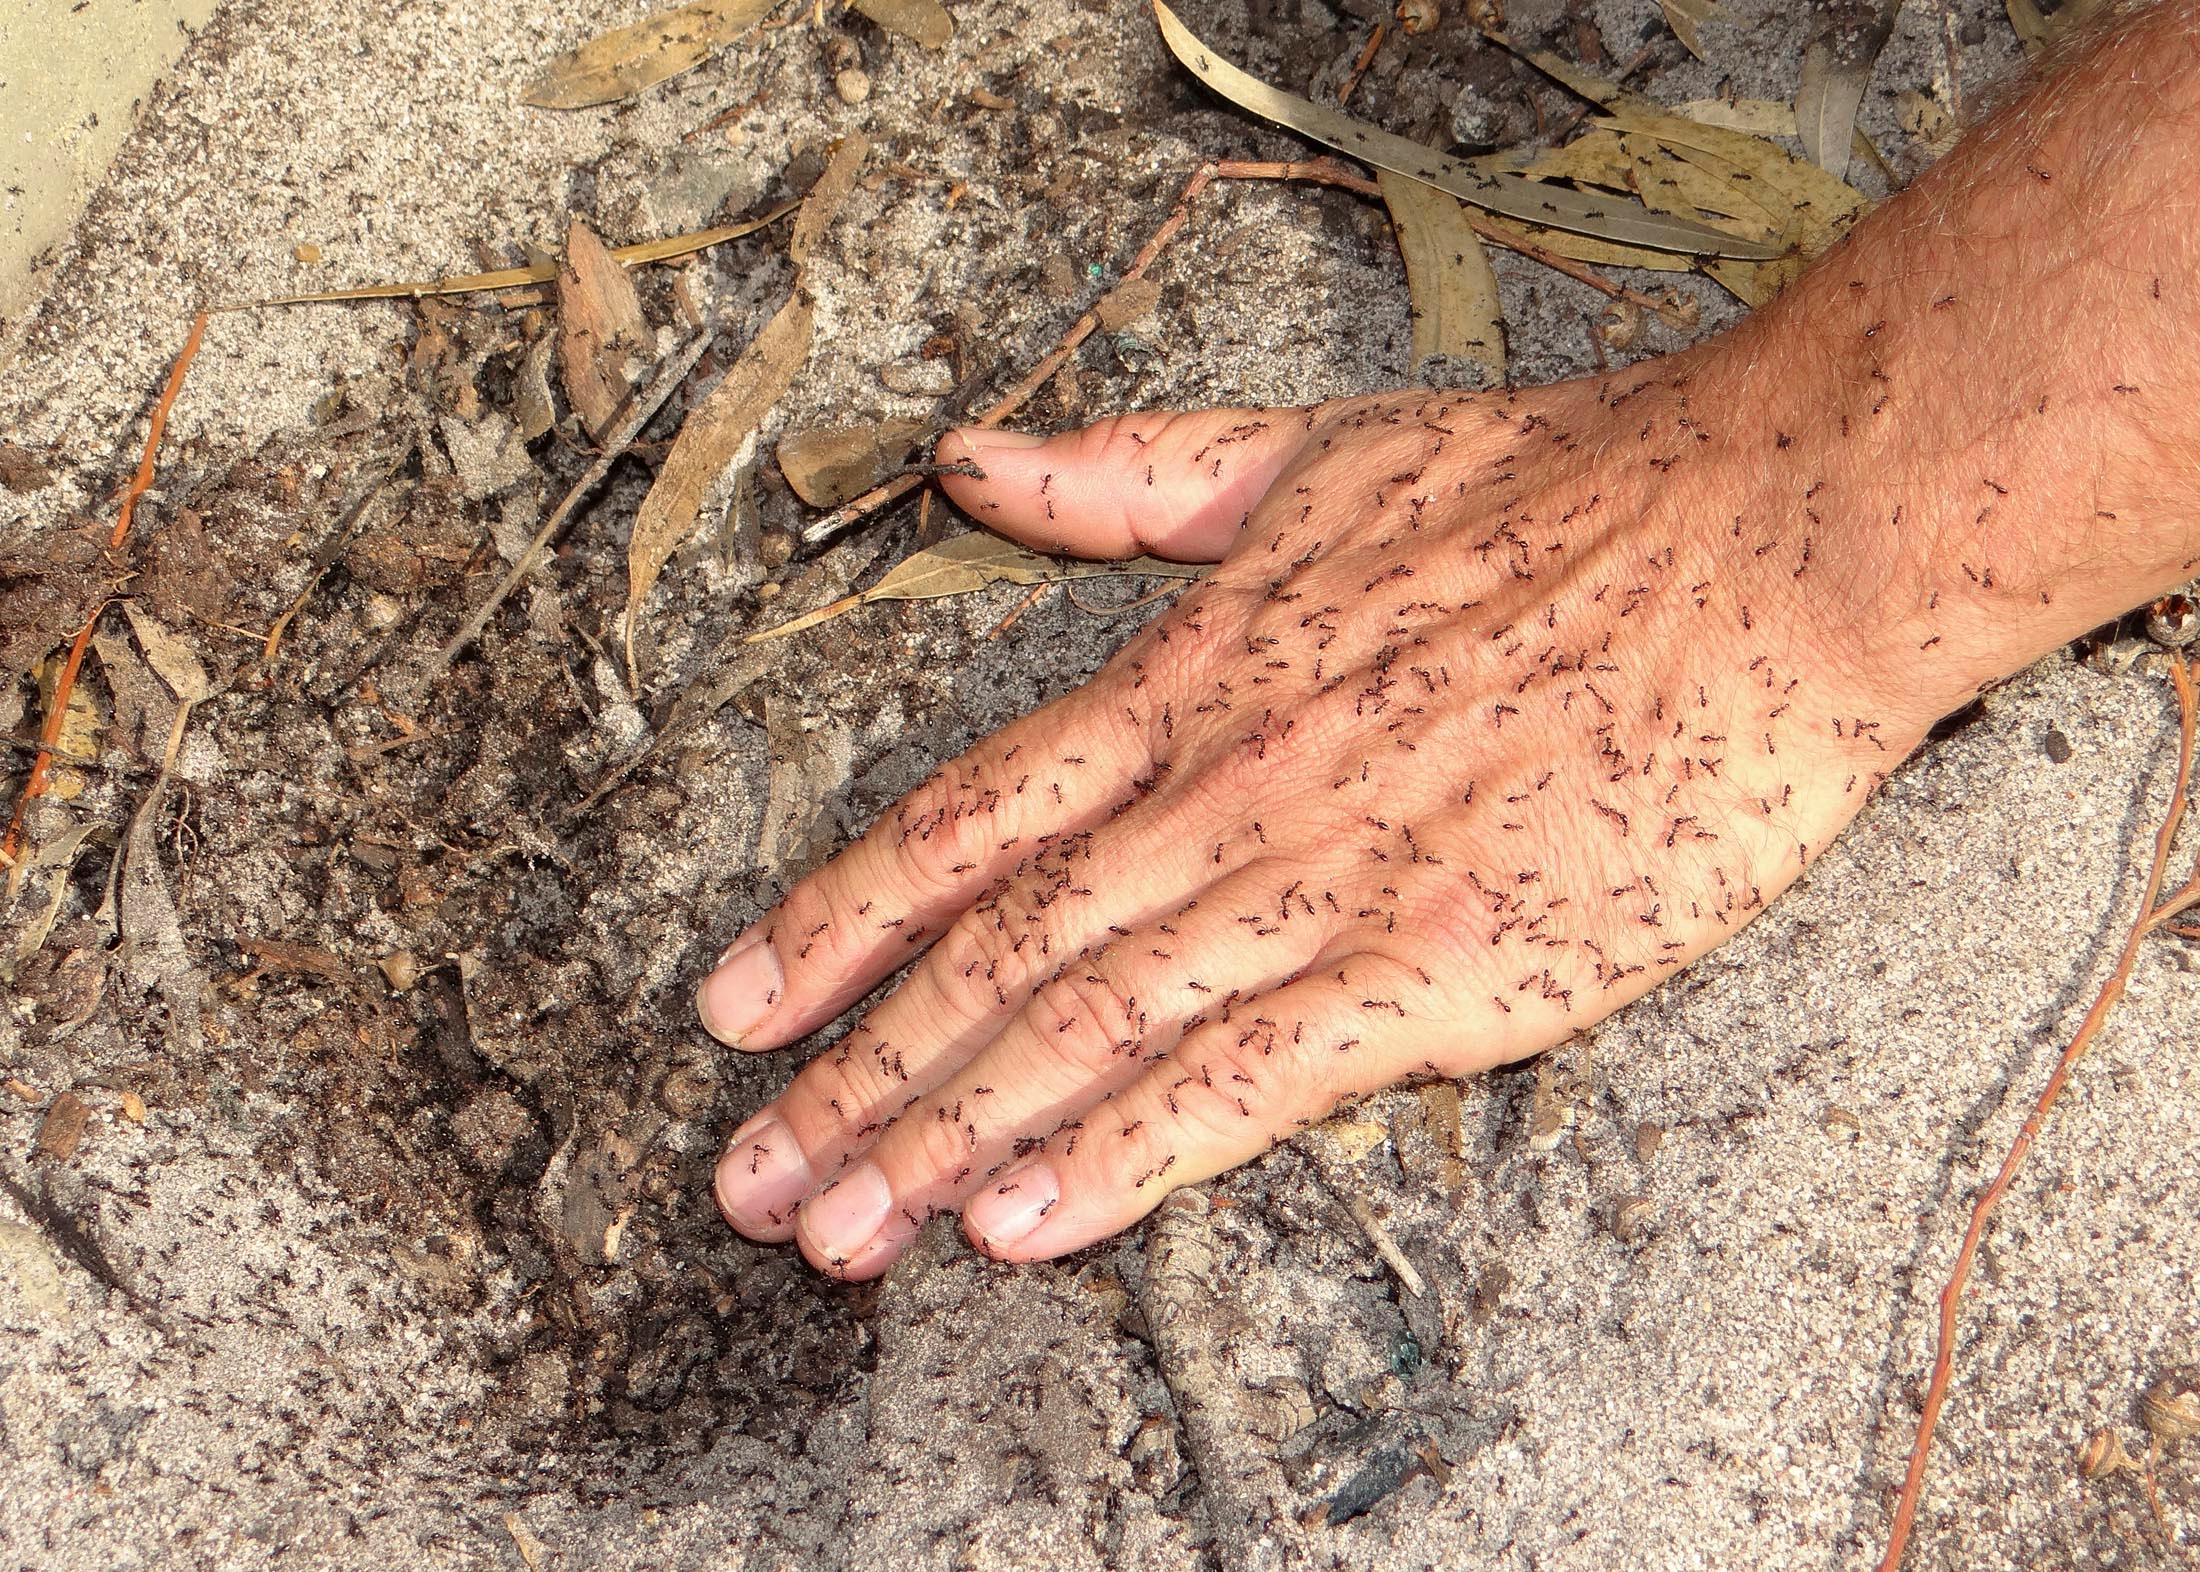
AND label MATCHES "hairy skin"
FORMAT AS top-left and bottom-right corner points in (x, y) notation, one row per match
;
(698, 3), (2200, 1280)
